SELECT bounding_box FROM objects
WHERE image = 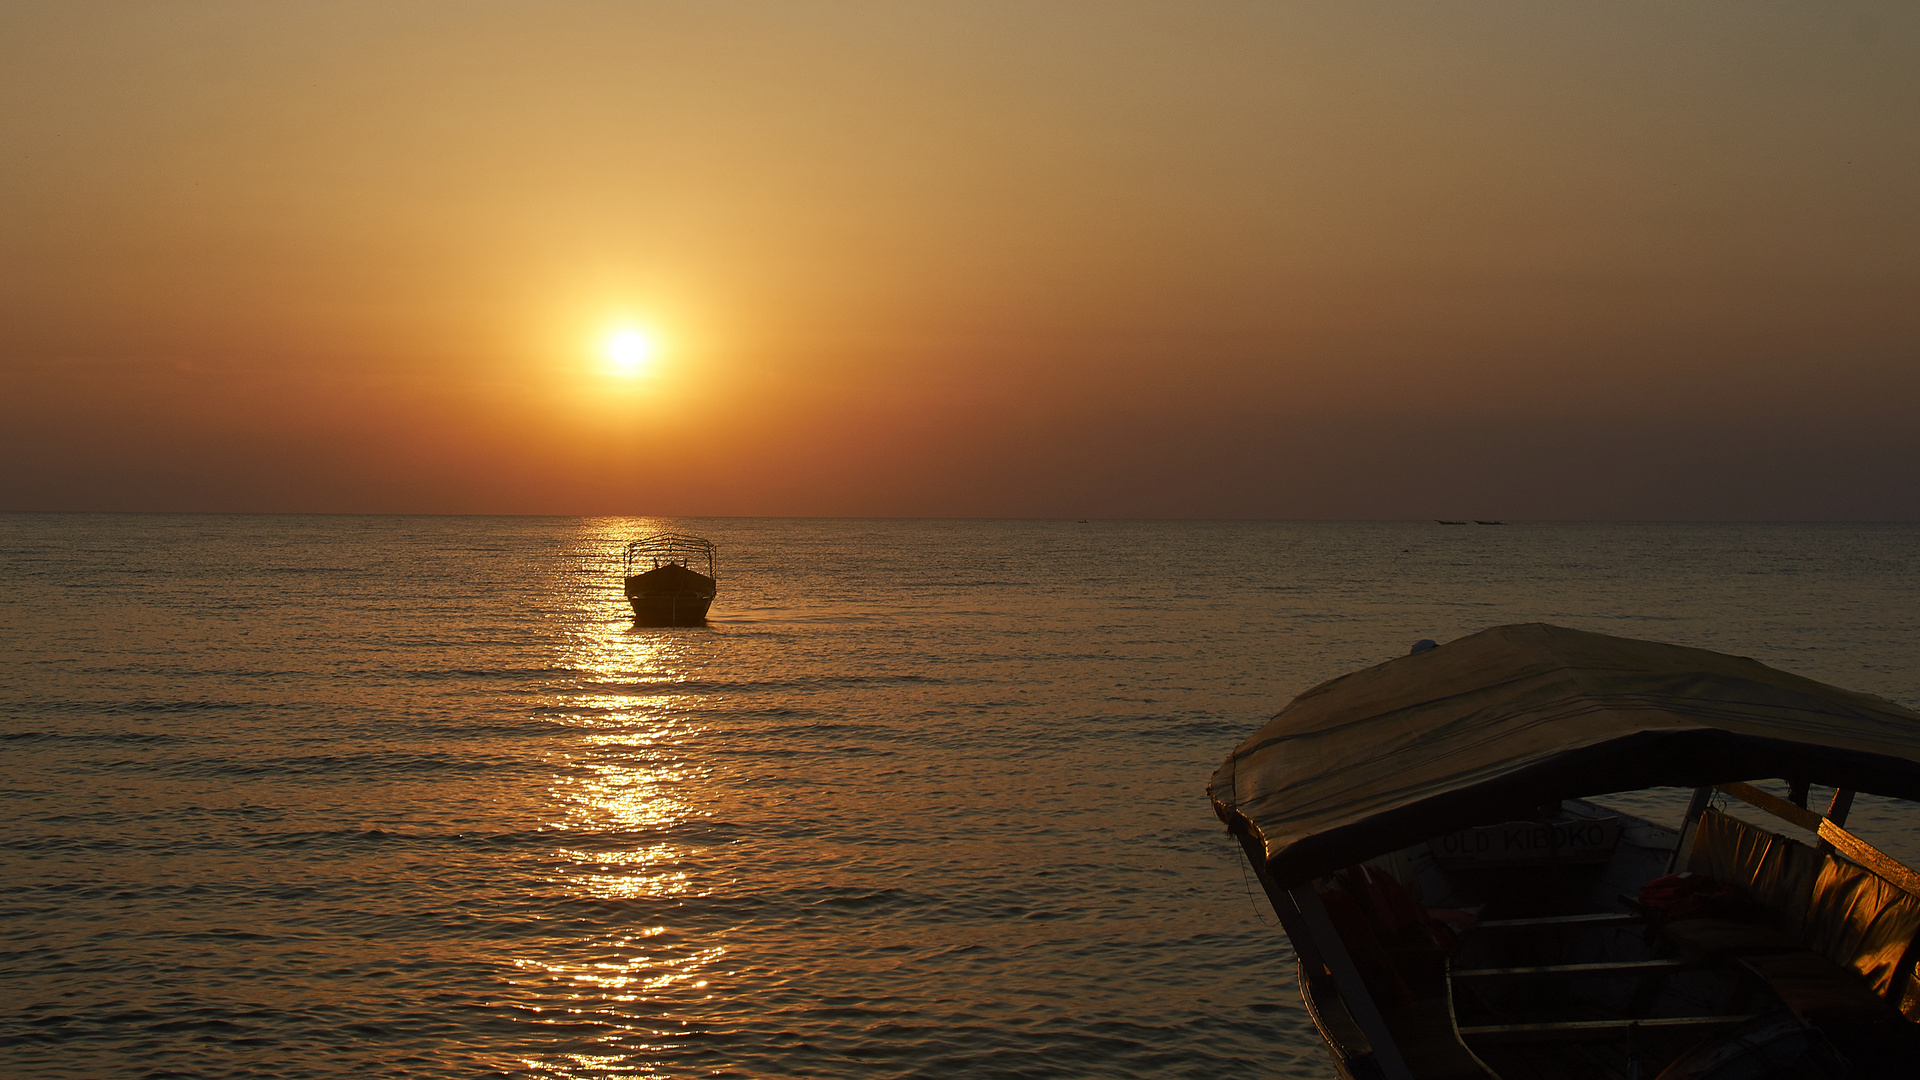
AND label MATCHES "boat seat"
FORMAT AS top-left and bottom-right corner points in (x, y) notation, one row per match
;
(1671, 809), (1920, 1020)
(1739, 951), (1906, 1025)
(1455, 1015), (1757, 1044)
(1473, 912), (1643, 933)
(1660, 917), (1800, 958)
